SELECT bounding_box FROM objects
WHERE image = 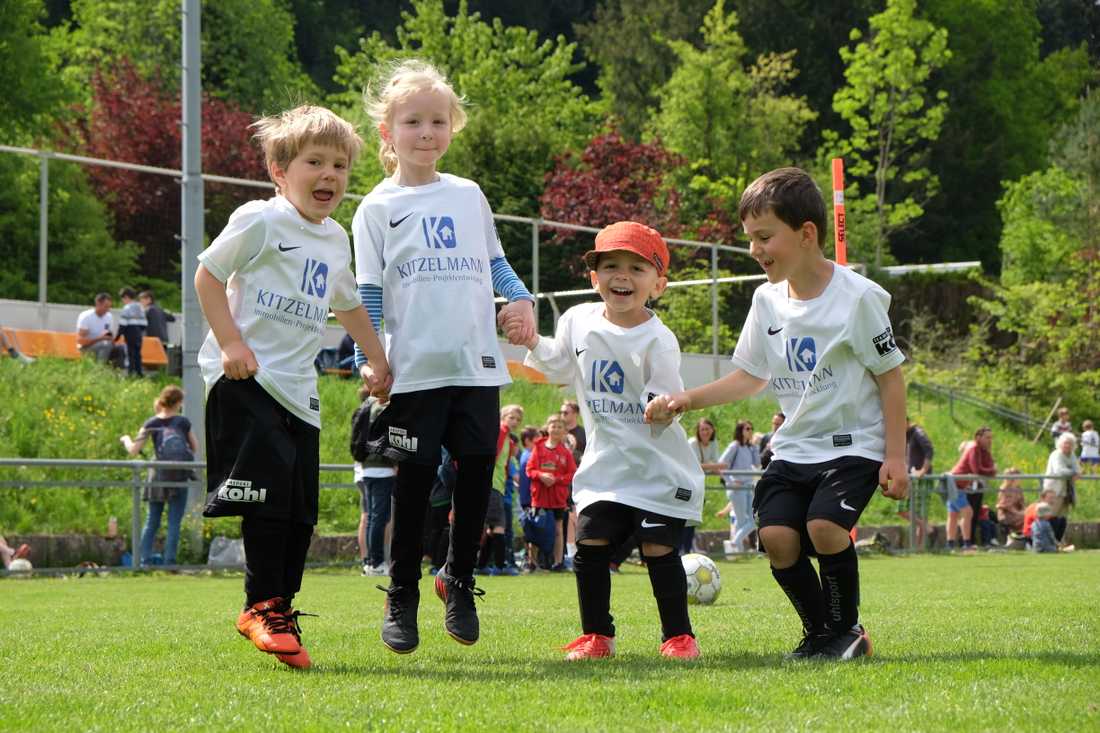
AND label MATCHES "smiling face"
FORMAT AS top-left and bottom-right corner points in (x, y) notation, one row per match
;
(546, 417), (567, 443)
(381, 87), (453, 185)
(270, 142), (349, 223)
(589, 250), (668, 328)
(742, 209), (819, 285)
